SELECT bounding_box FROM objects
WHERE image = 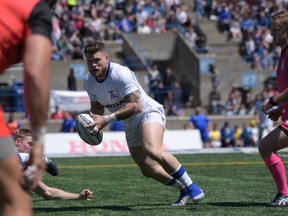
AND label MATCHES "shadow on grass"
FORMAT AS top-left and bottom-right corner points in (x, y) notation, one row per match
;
(34, 206), (132, 213)
(208, 202), (266, 207)
(34, 203), (197, 213)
